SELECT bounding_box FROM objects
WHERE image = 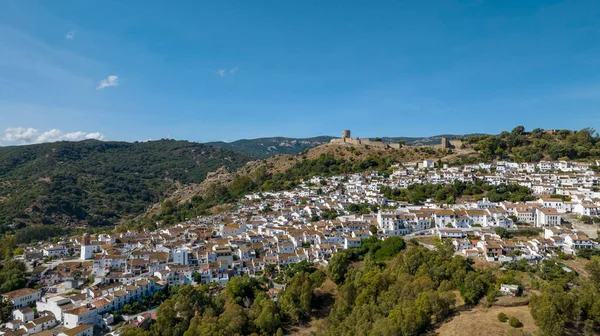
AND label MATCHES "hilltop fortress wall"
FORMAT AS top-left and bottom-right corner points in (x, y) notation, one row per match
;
(330, 136), (402, 149)
(434, 138), (462, 150)
(330, 130), (459, 150)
